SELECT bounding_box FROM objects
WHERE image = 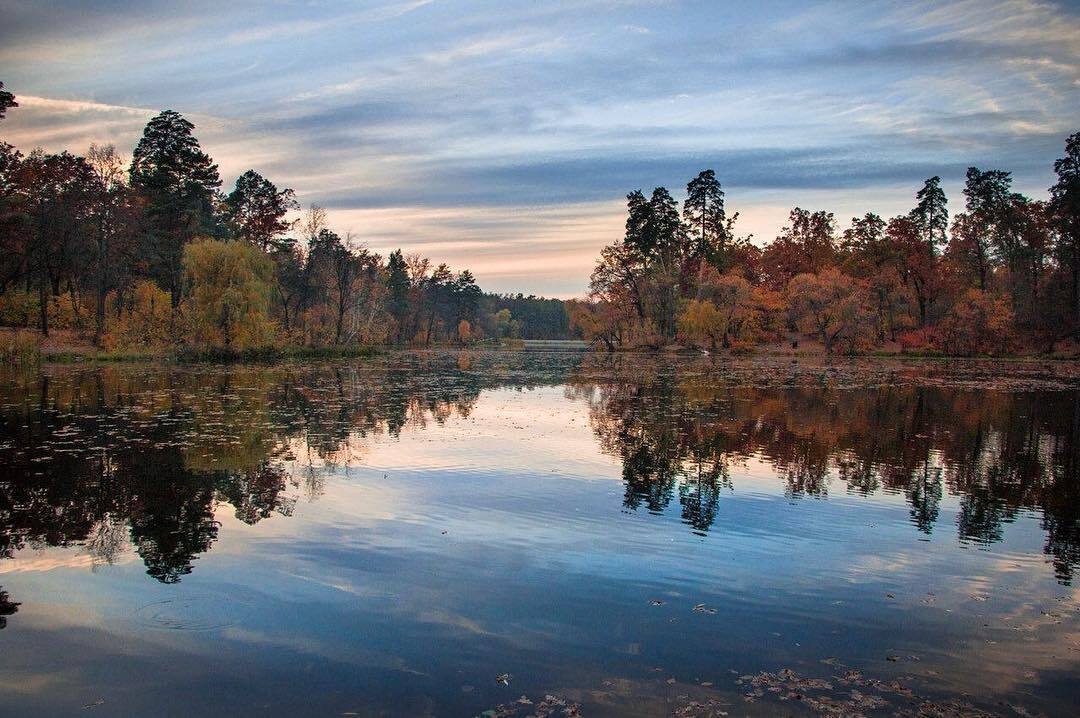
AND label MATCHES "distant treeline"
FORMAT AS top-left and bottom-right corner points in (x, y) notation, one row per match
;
(479, 293), (571, 340)
(0, 81), (572, 352)
(573, 133), (1080, 355)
